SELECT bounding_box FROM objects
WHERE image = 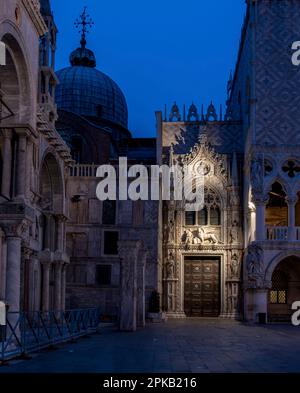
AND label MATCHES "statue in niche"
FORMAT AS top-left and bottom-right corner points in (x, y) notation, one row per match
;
(166, 252), (176, 278)
(250, 157), (263, 193)
(229, 220), (239, 244)
(164, 219), (175, 244)
(246, 245), (263, 277)
(230, 254), (240, 278)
